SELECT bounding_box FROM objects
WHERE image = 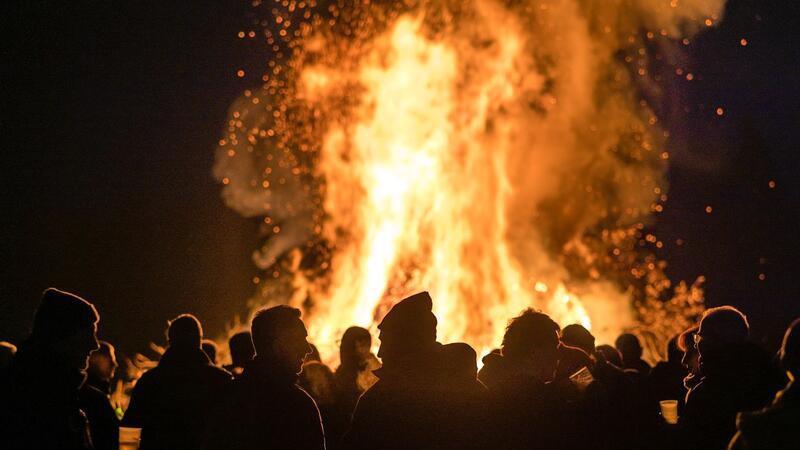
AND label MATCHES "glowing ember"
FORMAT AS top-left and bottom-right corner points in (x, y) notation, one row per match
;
(214, 1), (719, 361)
